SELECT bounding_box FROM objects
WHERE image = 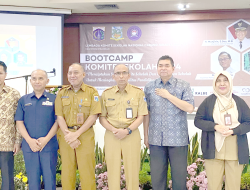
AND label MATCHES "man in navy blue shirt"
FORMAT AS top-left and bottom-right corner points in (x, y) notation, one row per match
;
(15, 70), (58, 190)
